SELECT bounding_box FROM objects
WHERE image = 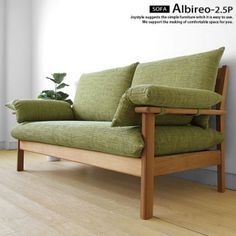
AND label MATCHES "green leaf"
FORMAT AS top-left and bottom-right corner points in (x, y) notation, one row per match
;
(52, 73), (67, 84)
(56, 91), (69, 99)
(38, 72), (71, 103)
(46, 77), (56, 83)
(37, 94), (48, 99)
(5, 102), (16, 111)
(65, 99), (73, 105)
(41, 90), (51, 93)
(55, 93), (62, 100)
(56, 83), (69, 90)
(38, 90), (57, 99)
